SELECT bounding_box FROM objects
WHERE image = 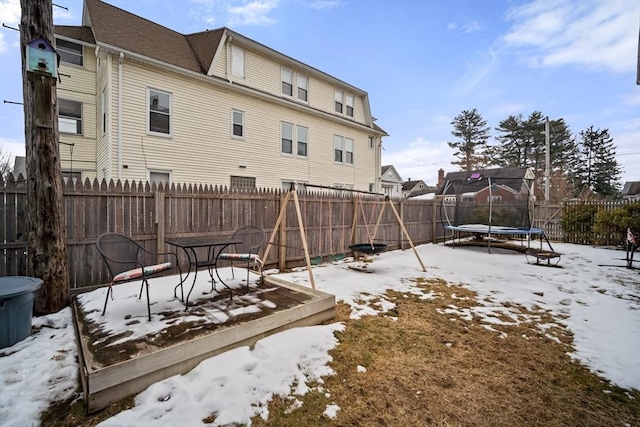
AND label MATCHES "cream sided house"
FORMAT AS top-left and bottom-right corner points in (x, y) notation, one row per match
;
(53, 0), (386, 191)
